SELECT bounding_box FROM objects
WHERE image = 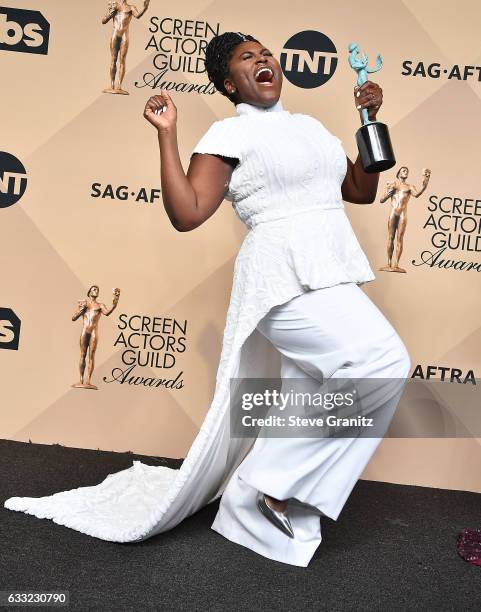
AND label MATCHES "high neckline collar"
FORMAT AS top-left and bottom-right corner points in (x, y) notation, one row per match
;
(235, 99), (285, 116)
